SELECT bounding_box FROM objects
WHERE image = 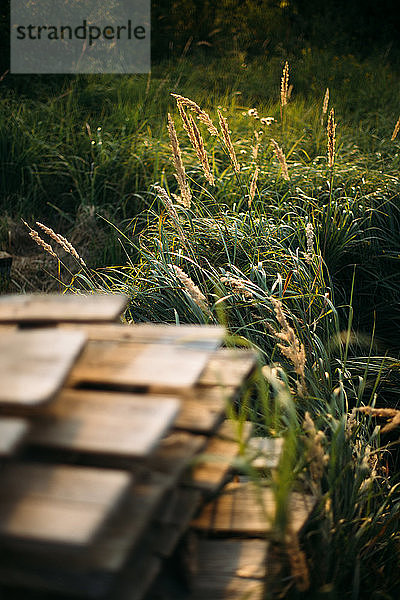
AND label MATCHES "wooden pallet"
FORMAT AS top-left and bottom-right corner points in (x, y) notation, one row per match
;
(0, 293), (312, 600)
